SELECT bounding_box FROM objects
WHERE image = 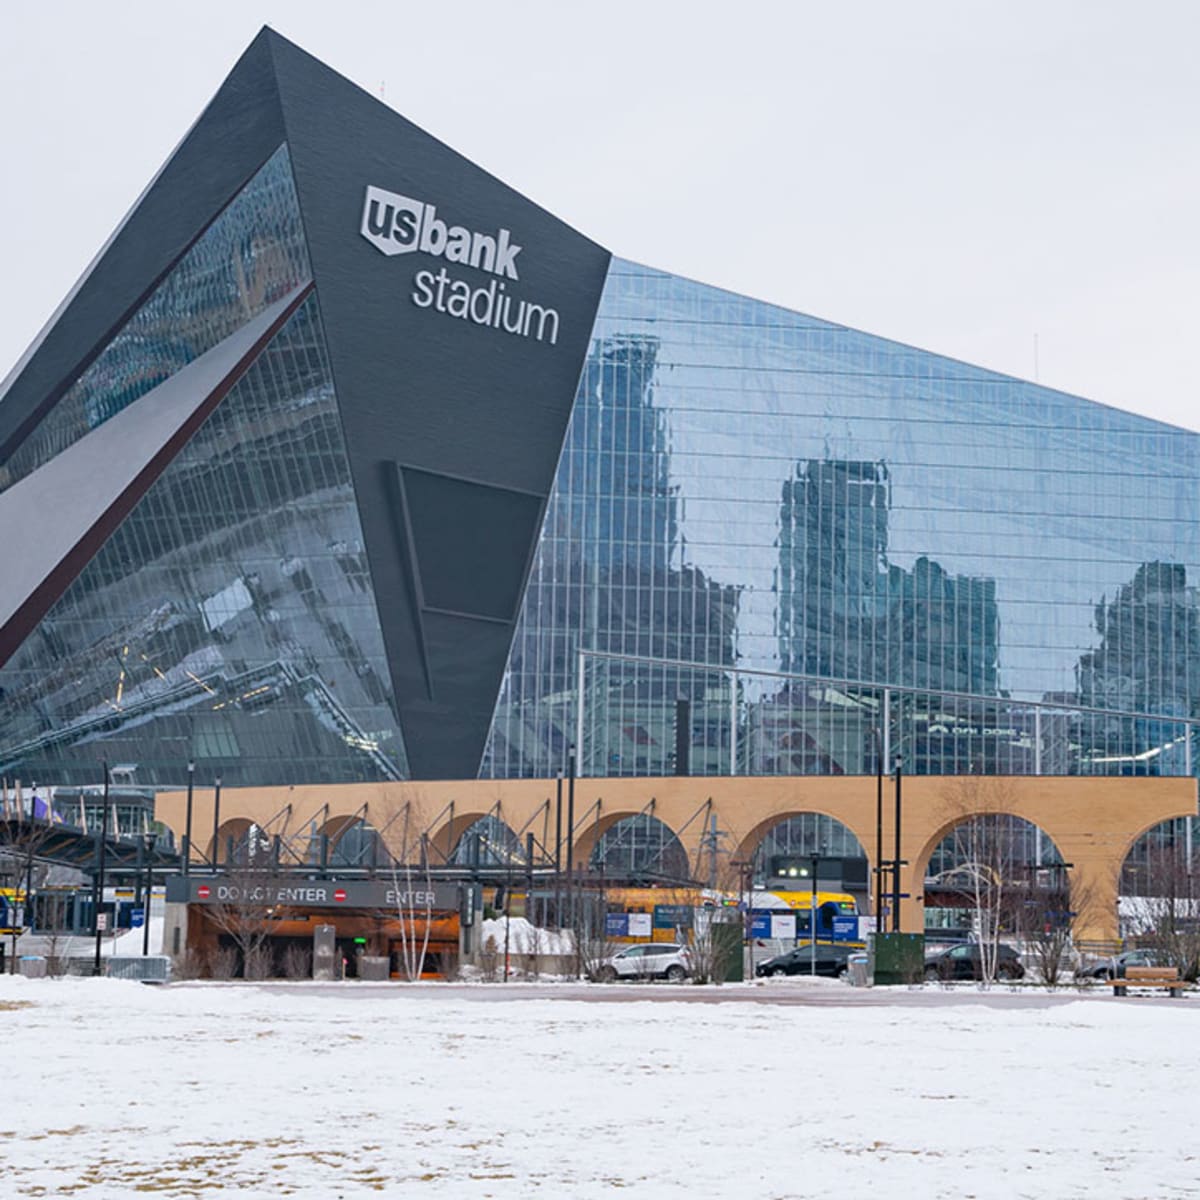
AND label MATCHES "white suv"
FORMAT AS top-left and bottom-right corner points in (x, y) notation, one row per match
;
(593, 943), (691, 983)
